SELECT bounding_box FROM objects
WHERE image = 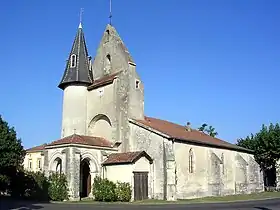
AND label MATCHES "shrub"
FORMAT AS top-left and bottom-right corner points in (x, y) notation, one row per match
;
(9, 169), (26, 198)
(48, 172), (68, 201)
(0, 174), (10, 195)
(8, 170), (49, 201)
(24, 171), (49, 201)
(116, 182), (132, 202)
(92, 176), (117, 202)
(1, 169), (69, 202)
